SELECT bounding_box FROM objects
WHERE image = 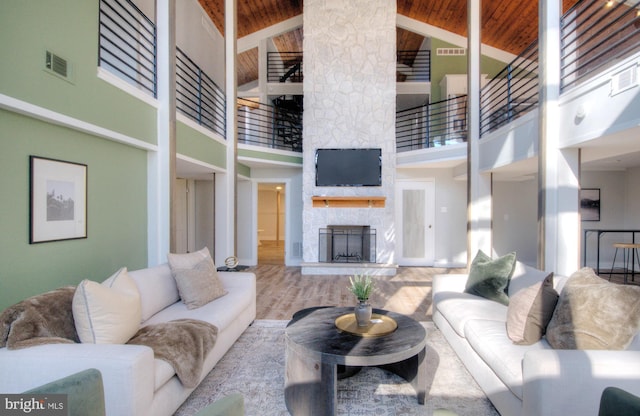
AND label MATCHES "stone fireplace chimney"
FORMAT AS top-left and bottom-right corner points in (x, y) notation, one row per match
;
(301, 0), (397, 275)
